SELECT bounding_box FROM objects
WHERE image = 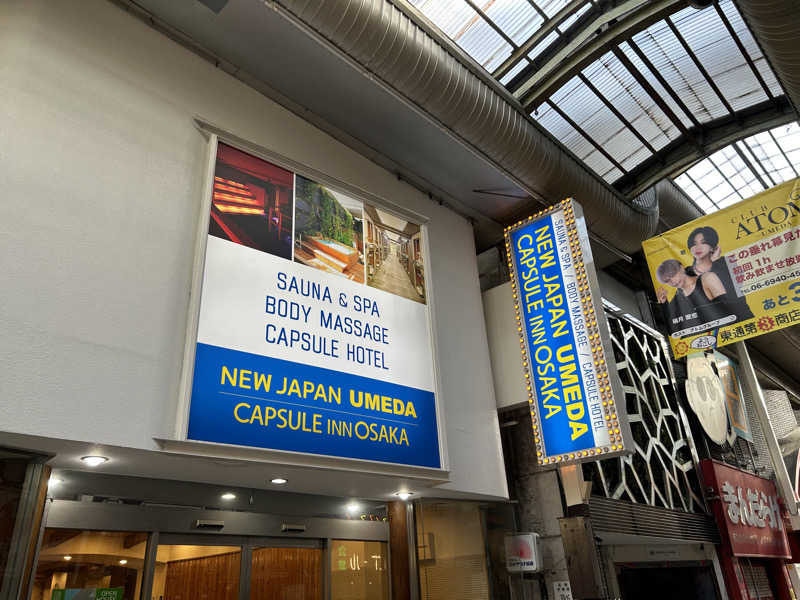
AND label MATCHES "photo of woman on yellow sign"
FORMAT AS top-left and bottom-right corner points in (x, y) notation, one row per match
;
(655, 257), (731, 337)
(642, 178), (800, 358)
(687, 226), (753, 322)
